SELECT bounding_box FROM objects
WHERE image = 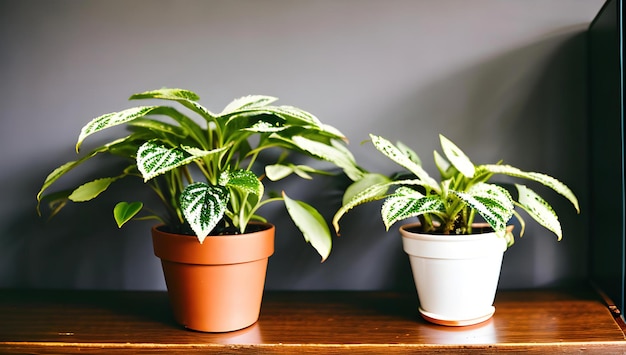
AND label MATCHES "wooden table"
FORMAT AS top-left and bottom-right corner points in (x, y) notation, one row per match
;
(0, 285), (624, 354)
